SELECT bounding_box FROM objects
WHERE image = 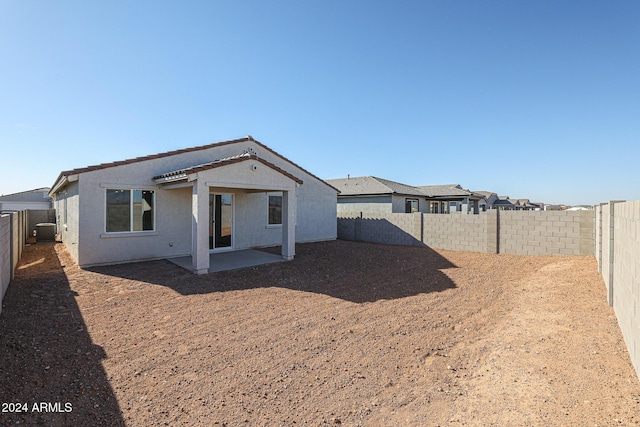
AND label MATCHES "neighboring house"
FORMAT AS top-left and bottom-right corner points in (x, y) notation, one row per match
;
(515, 199), (539, 211)
(49, 136), (338, 273)
(326, 176), (429, 214)
(492, 196), (517, 210)
(327, 177), (484, 215)
(0, 187), (52, 211)
(544, 204), (565, 211)
(418, 184), (484, 214)
(472, 190), (498, 212)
